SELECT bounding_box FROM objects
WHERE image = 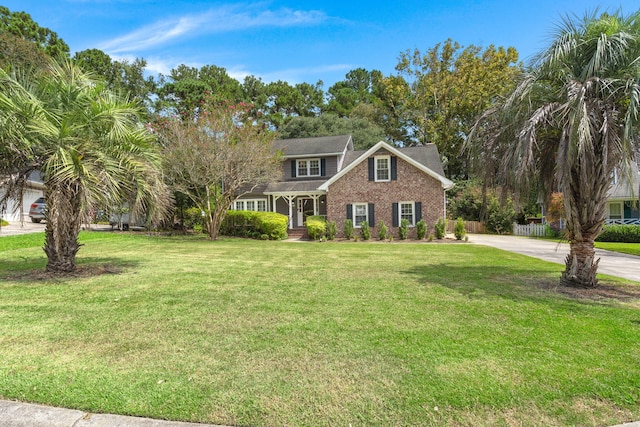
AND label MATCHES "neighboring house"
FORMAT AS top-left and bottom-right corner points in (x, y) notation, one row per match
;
(606, 160), (640, 224)
(233, 135), (454, 238)
(0, 172), (45, 223)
